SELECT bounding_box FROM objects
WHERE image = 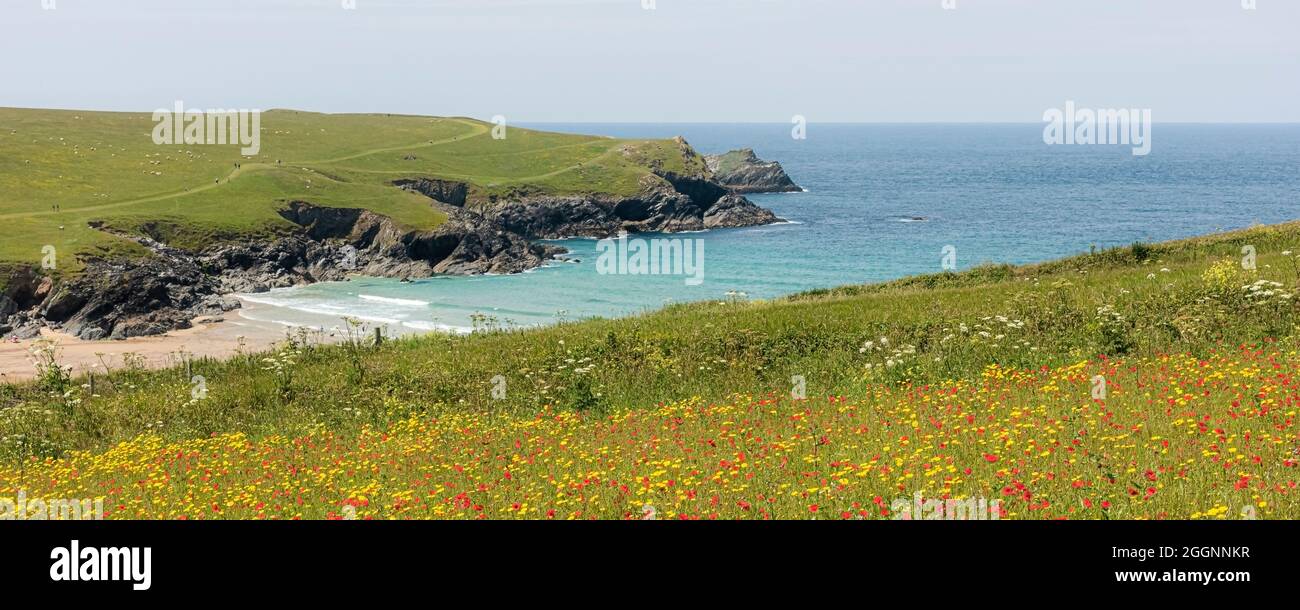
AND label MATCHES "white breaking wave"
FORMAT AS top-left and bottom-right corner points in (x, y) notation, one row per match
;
(234, 293), (291, 307)
(400, 320), (474, 334)
(236, 295), (403, 325)
(235, 309), (306, 328)
(258, 318), (309, 329)
(359, 294), (430, 307)
(307, 309), (402, 325)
